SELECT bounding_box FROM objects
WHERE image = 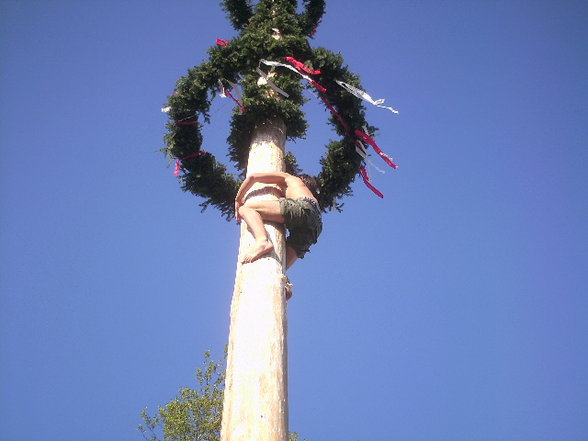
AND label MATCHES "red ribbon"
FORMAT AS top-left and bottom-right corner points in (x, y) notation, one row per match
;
(319, 95), (350, 133)
(225, 89), (246, 113)
(310, 80), (327, 93)
(355, 130), (398, 169)
(359, 165), (384, 198)
(216, 38), (229, 46)
(174, 120), (197, 125)
(174, 151), (206, 176)
(284, 56), (322, 75)
(309, 19), (322, 37)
